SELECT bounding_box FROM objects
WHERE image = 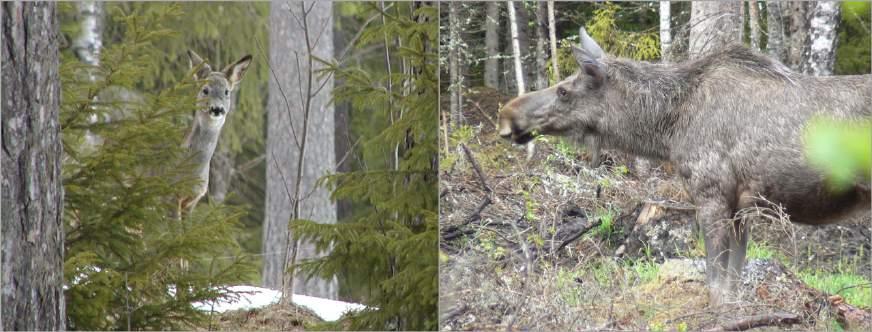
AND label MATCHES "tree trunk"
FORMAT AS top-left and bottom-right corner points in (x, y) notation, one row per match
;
(748, 0), (761, 50)
(484, 1), (500, 89)
(534, 1), (549, 90)
(1, 2), (66, 330)
(766, 1), (787, 62)
(786, 1), (811, 70)
(659, 1), (672, 61)
(547, 1), (559, 81)
(264, 0), (337, 300)
(801, 1), (841, 76)
(448, 1), (464, 130)
(688, 1), (742, 58)
(73, 1), (102, 67)
(507, 1), (526, 95)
